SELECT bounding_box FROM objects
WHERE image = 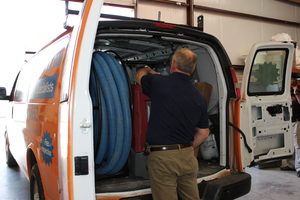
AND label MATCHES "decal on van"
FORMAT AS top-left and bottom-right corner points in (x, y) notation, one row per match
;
(31, 74), (58, 99)
(40, 132), (54, 165)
